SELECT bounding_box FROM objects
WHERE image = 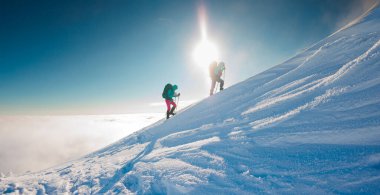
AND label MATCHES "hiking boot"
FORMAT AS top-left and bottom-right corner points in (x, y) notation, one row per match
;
(166, 111), (170, 119)
(169, 107), (176, 116)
